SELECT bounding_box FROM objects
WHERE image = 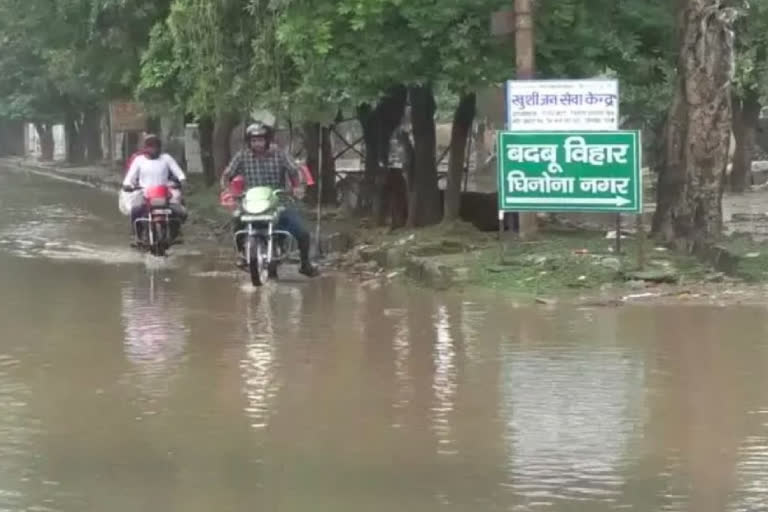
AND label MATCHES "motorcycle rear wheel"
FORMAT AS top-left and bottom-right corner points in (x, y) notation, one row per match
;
(150, 222), (168, 257)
